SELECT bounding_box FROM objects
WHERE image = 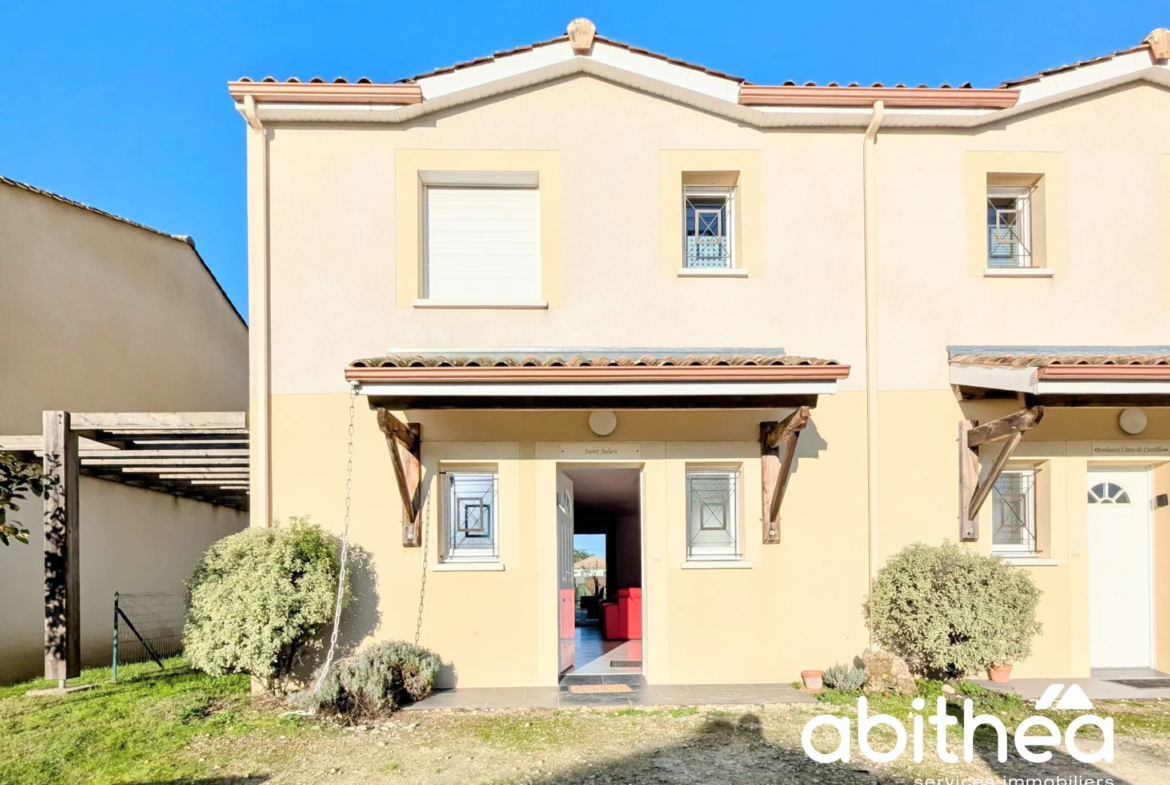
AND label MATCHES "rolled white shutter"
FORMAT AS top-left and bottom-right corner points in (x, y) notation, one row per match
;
(424, 187), (541, 300)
